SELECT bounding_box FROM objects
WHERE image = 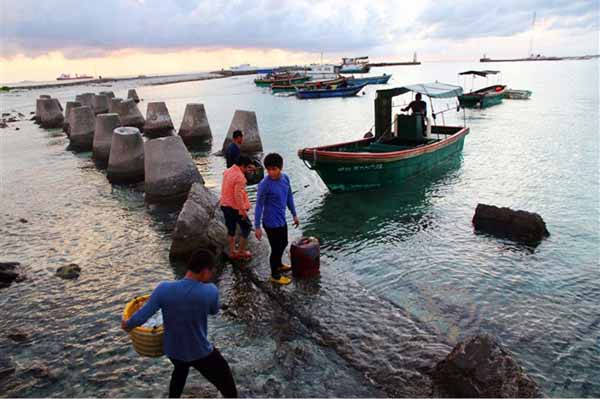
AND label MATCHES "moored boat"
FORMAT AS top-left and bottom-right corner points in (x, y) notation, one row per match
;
(271, 76), (346, 93)
(295, 83), (366, 99)
(297, 82), (468, 192)
(340, 56), (371, 73)
(254, 73), (310, 87)
(458, 70), (506, 108)
(504, 89), (532, 99)
(347, 74), (392, 86)
(57, 73), (94, 81)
